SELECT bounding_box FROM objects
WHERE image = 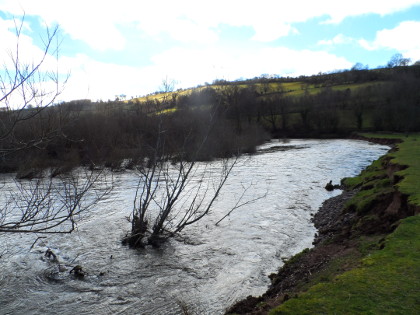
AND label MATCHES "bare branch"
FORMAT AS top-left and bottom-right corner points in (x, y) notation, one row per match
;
(0, 15), (69, 153)
(0, 169), (112, 234)
(215, 186), (267, 226)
